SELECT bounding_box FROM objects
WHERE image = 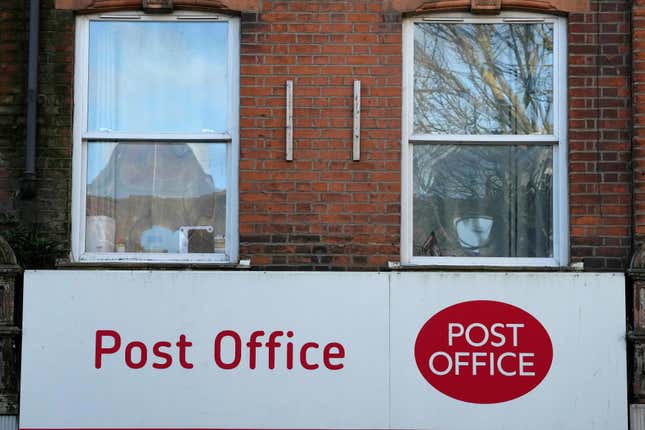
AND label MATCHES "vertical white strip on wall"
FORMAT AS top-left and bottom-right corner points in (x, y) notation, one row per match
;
(71, 16), (90, 261)
(286, 80), (293, 161)
(400, 19), (413, 264)
(353, 80), (361, 161)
